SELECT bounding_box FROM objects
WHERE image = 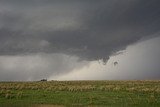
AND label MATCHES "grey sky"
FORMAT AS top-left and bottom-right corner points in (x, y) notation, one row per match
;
(0, 0), (160, 81)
